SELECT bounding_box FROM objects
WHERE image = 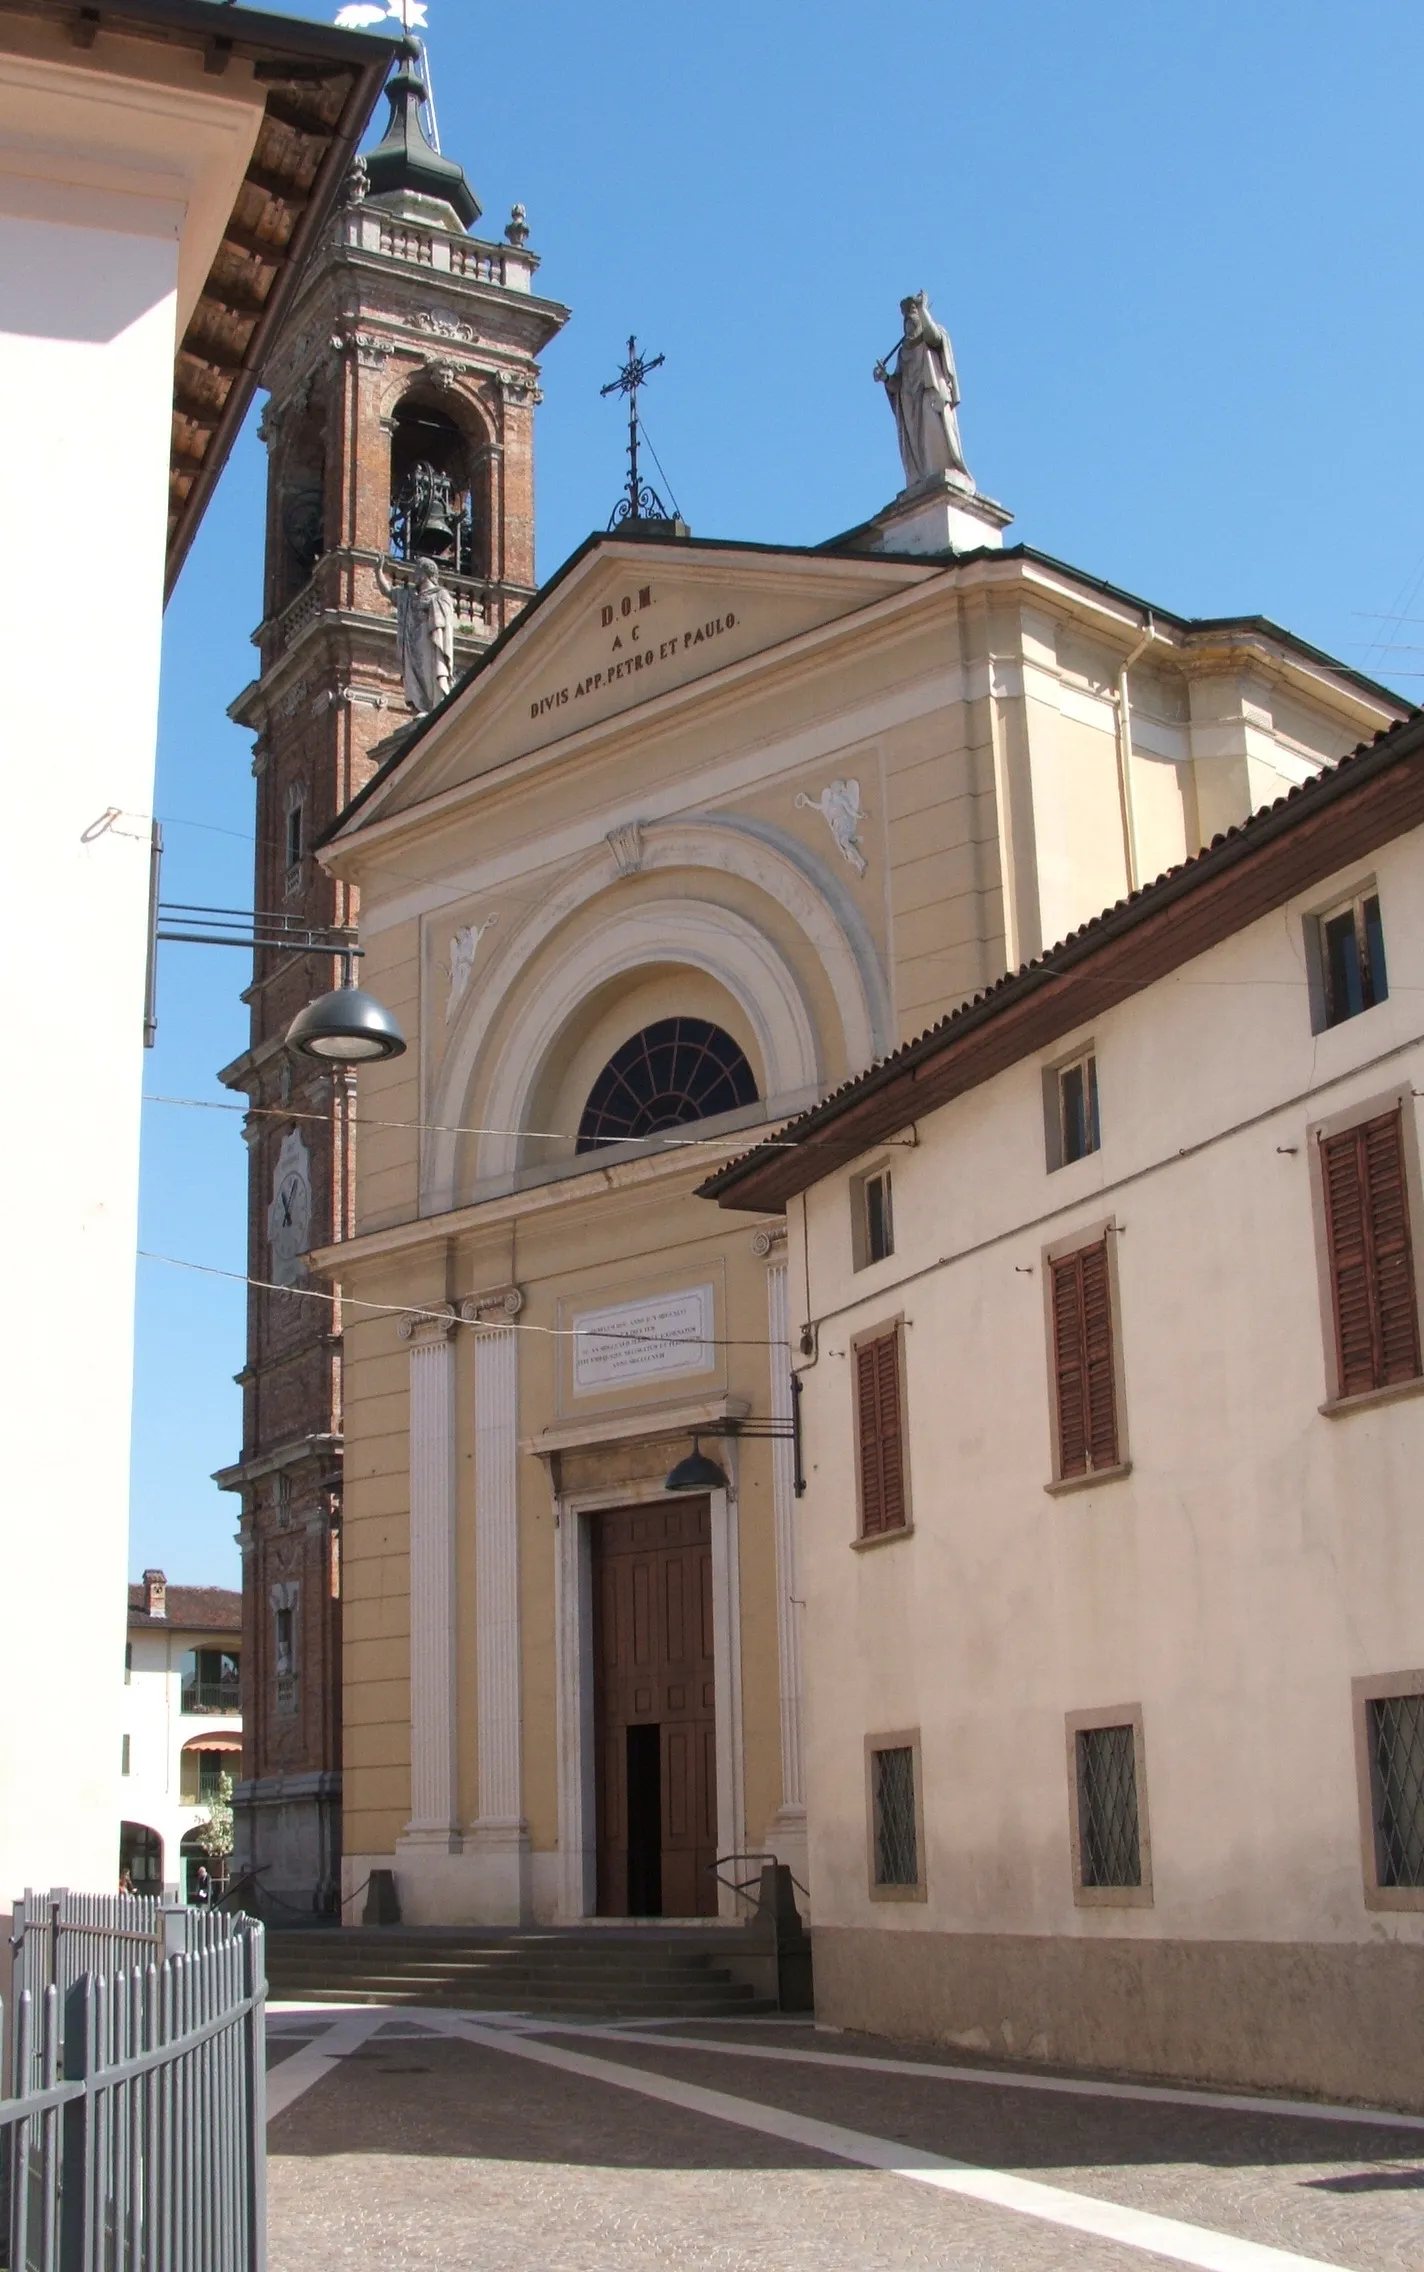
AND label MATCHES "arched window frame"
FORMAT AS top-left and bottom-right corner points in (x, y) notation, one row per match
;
(576, 1017), (758, 1153)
